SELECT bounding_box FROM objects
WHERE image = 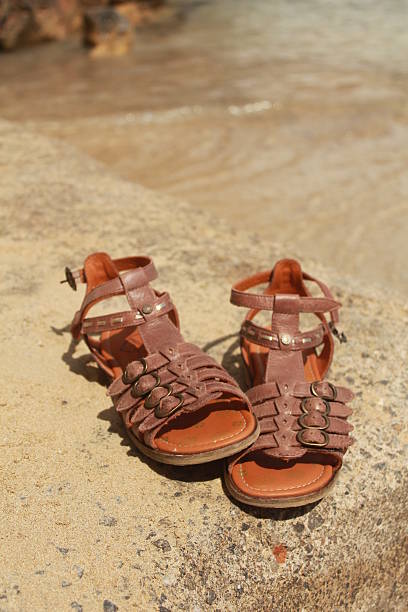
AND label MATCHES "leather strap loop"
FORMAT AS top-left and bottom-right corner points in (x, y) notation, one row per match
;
(73, 256), (157, 287)
(231, 287), (340, 314)
(230, 266), (341, 324)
